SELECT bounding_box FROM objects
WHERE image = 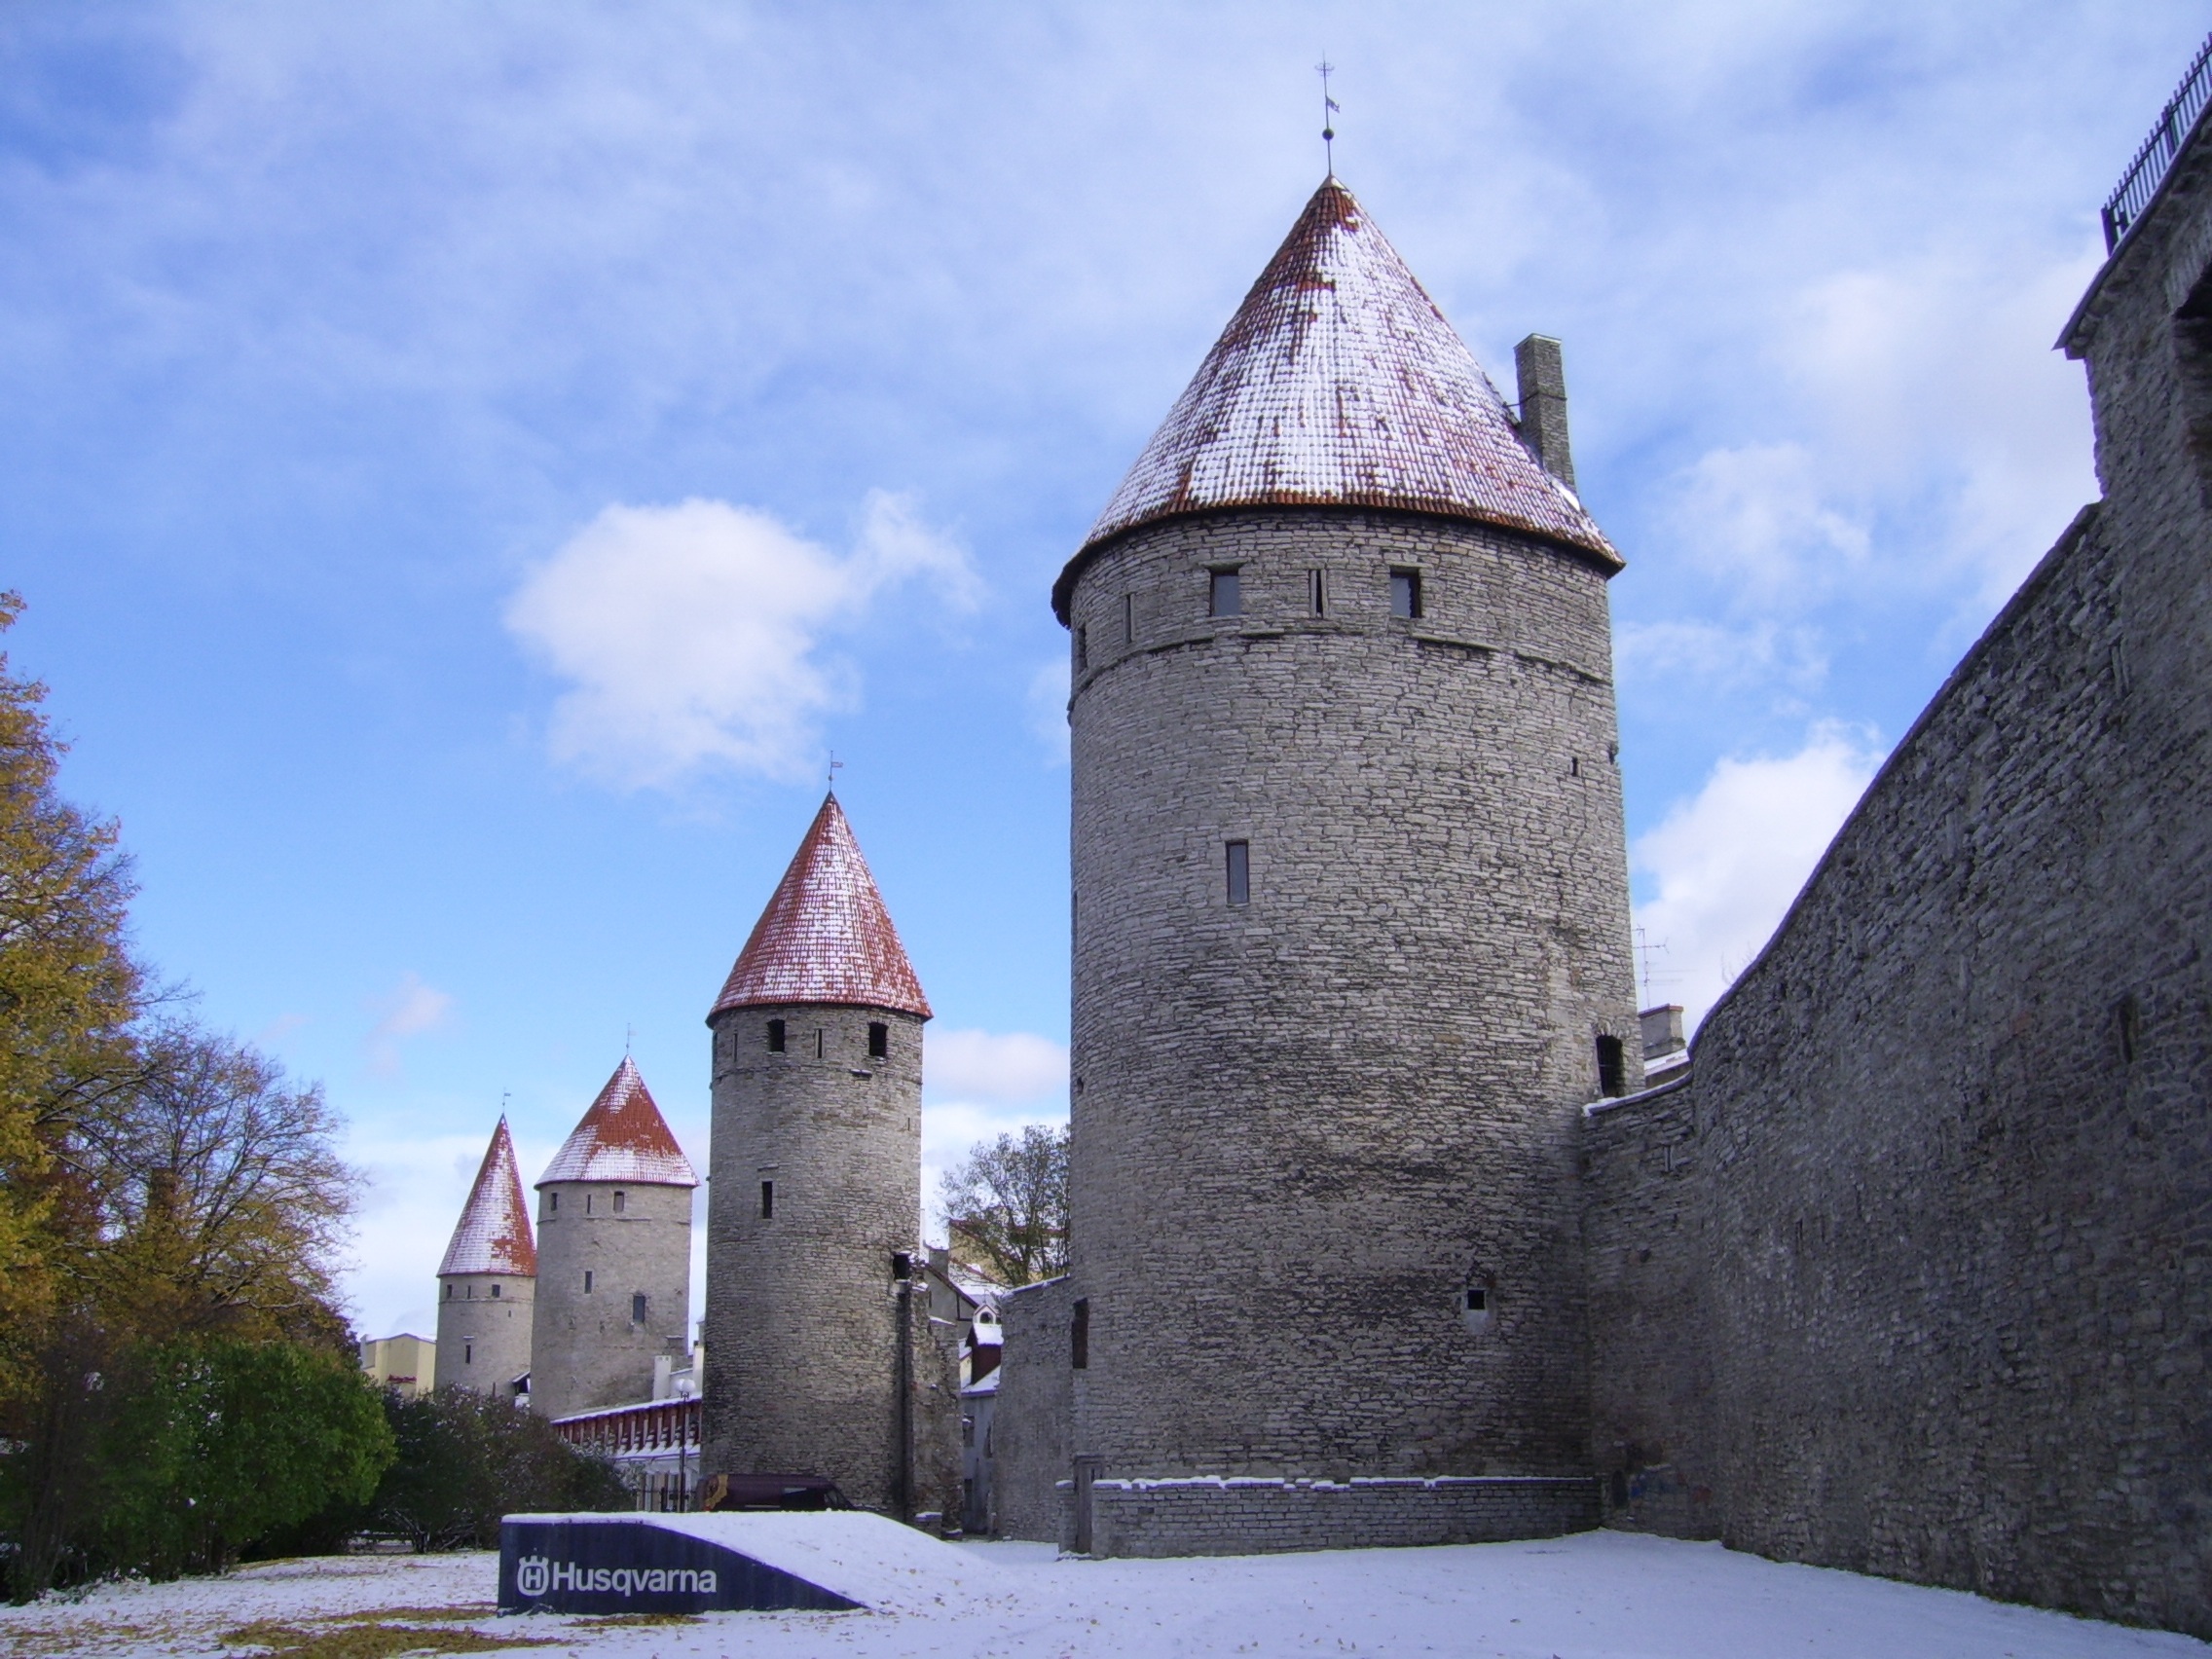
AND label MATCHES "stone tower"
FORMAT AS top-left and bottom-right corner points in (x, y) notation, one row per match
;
(529, 1057), (698, 1421)
(701, 793), (932, 1516)
(1052, 177), (1640, 1551)
(435, 1116), (536, 1397)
